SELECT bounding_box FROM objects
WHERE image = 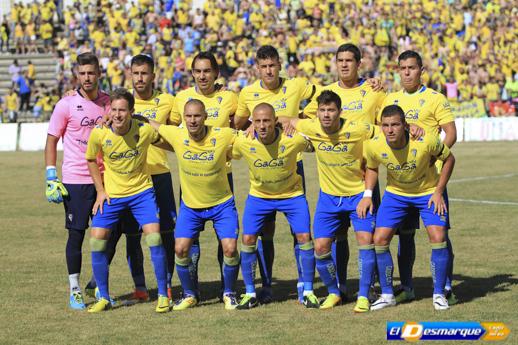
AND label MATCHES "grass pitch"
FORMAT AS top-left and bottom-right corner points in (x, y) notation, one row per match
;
(1, 141), (517, 345)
